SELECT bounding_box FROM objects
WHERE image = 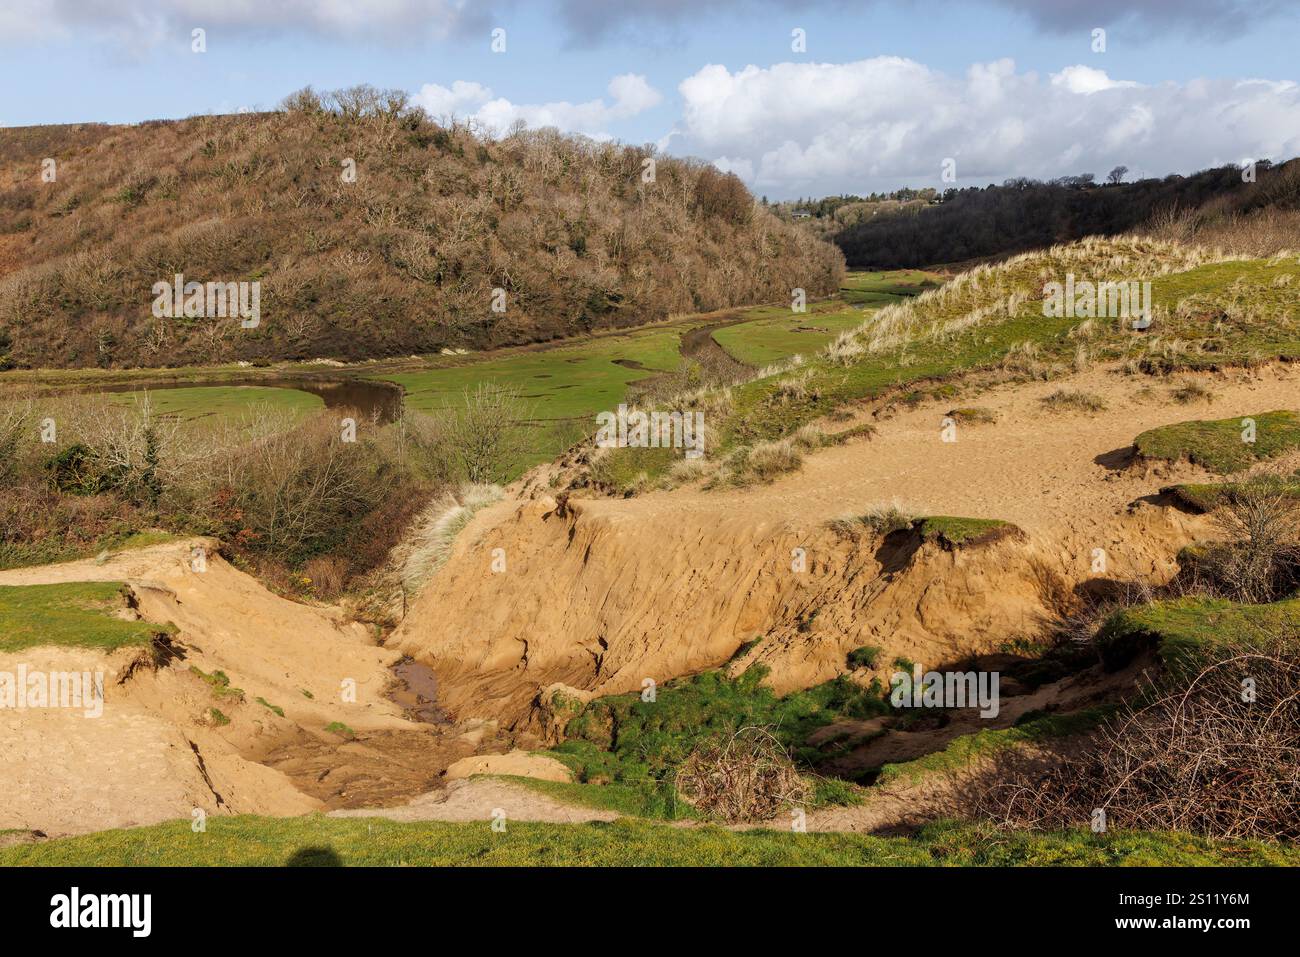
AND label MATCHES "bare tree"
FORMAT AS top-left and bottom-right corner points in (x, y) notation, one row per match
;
(444, 383), (529, 485)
